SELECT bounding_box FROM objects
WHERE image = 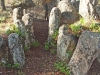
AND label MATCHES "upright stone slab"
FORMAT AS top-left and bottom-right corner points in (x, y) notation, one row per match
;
(14, 19), (30, 48)
(22, 13), (35, 44)
(0, 35), (3, 48)
(48, 7), (61, 43)
(12, 7), (23, 23)
(79, 0), (98, 21)
(57, 0), (79, 24)
(8, 33), (25, 68)
(57, 25), (77, 61)
(68, 31), (100, 75)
